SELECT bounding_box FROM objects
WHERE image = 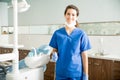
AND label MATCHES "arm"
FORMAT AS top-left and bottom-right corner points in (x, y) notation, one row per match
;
(52, 48), (58, 53)
(50, 48), (57, 57)
(82, 51), (88, 75)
